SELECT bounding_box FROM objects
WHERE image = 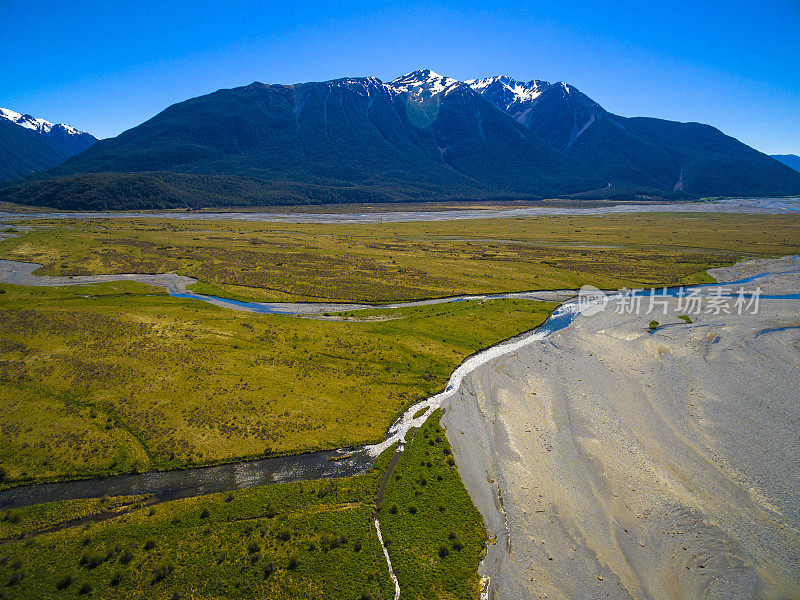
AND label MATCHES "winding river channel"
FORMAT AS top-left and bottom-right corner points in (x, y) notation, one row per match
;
(0, 258), (796, 510)
(0, 283), (580, 510)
